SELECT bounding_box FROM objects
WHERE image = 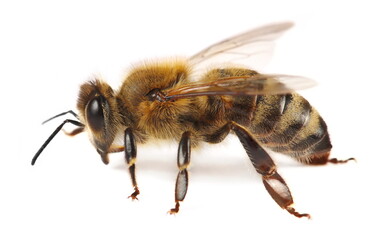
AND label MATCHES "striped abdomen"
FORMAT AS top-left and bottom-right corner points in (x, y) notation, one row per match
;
(249, 93), (332, 162)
